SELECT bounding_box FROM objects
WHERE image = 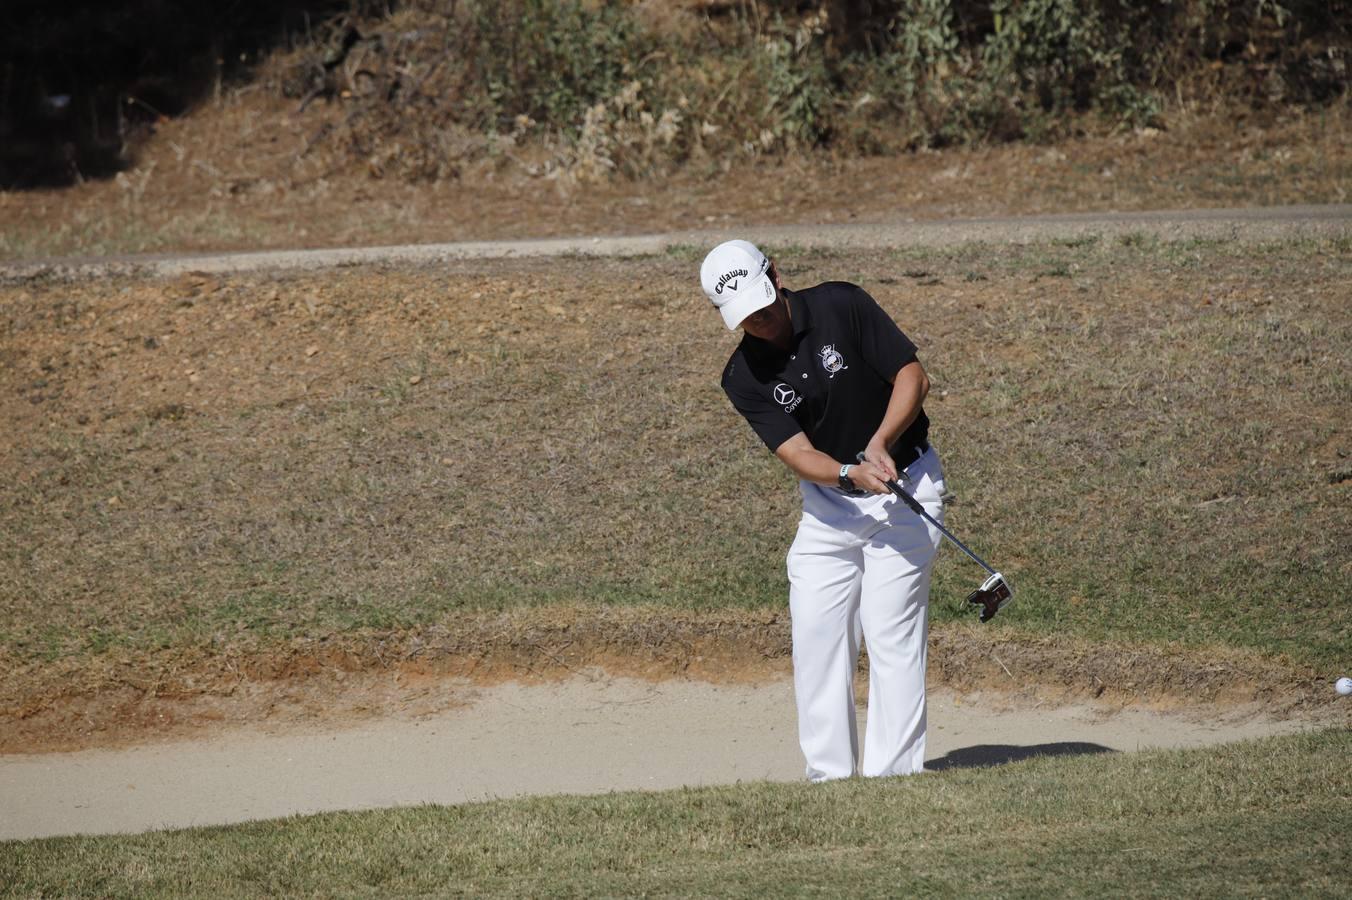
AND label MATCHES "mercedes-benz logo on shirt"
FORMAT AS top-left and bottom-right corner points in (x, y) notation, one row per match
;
(773, 384), (797, 406)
